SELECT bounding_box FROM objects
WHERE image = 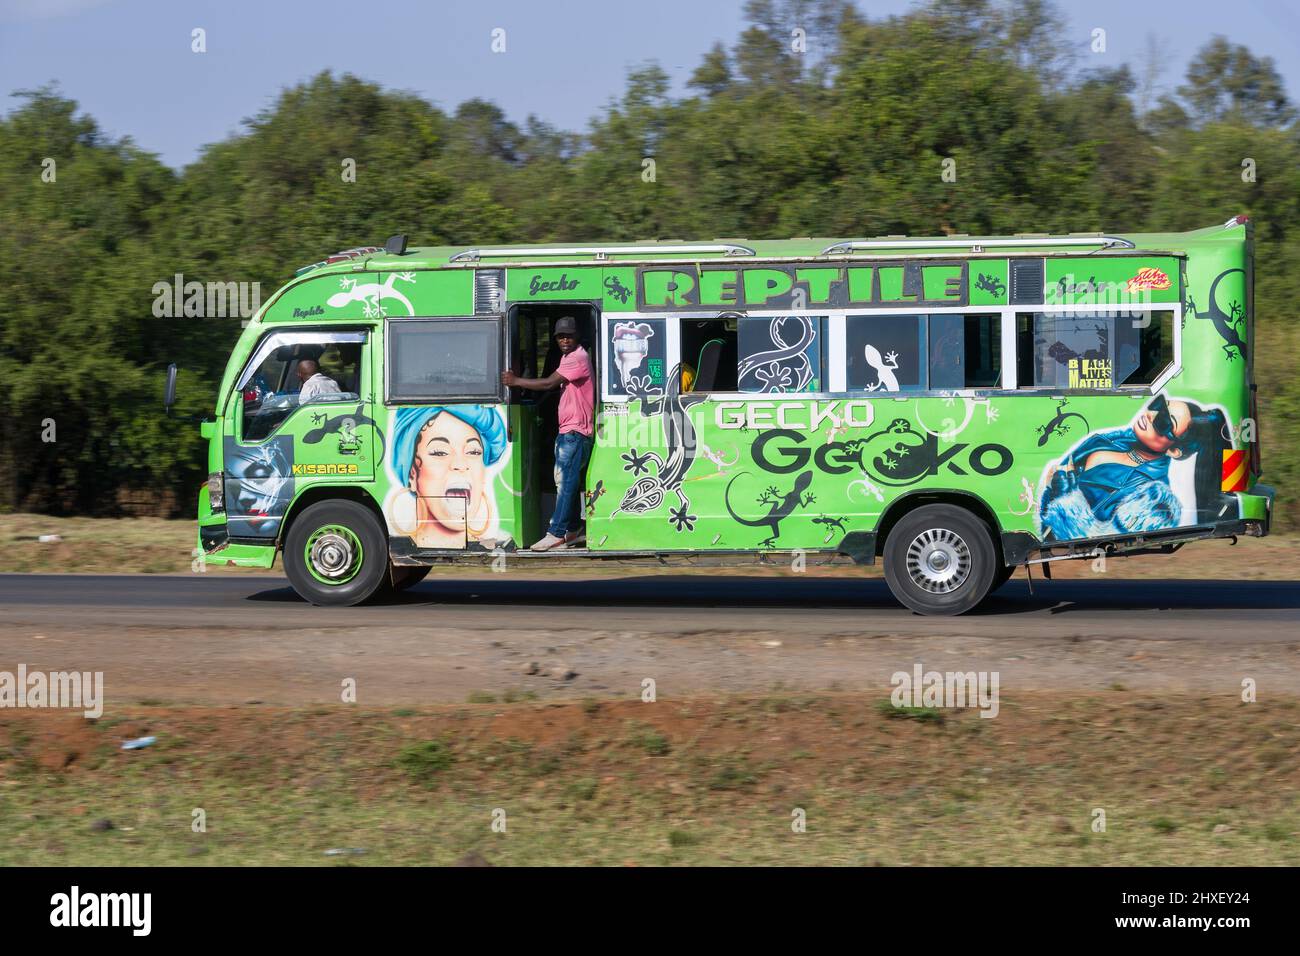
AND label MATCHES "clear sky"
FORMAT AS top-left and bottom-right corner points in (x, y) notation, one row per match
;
(2, 0), (1298, 169)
